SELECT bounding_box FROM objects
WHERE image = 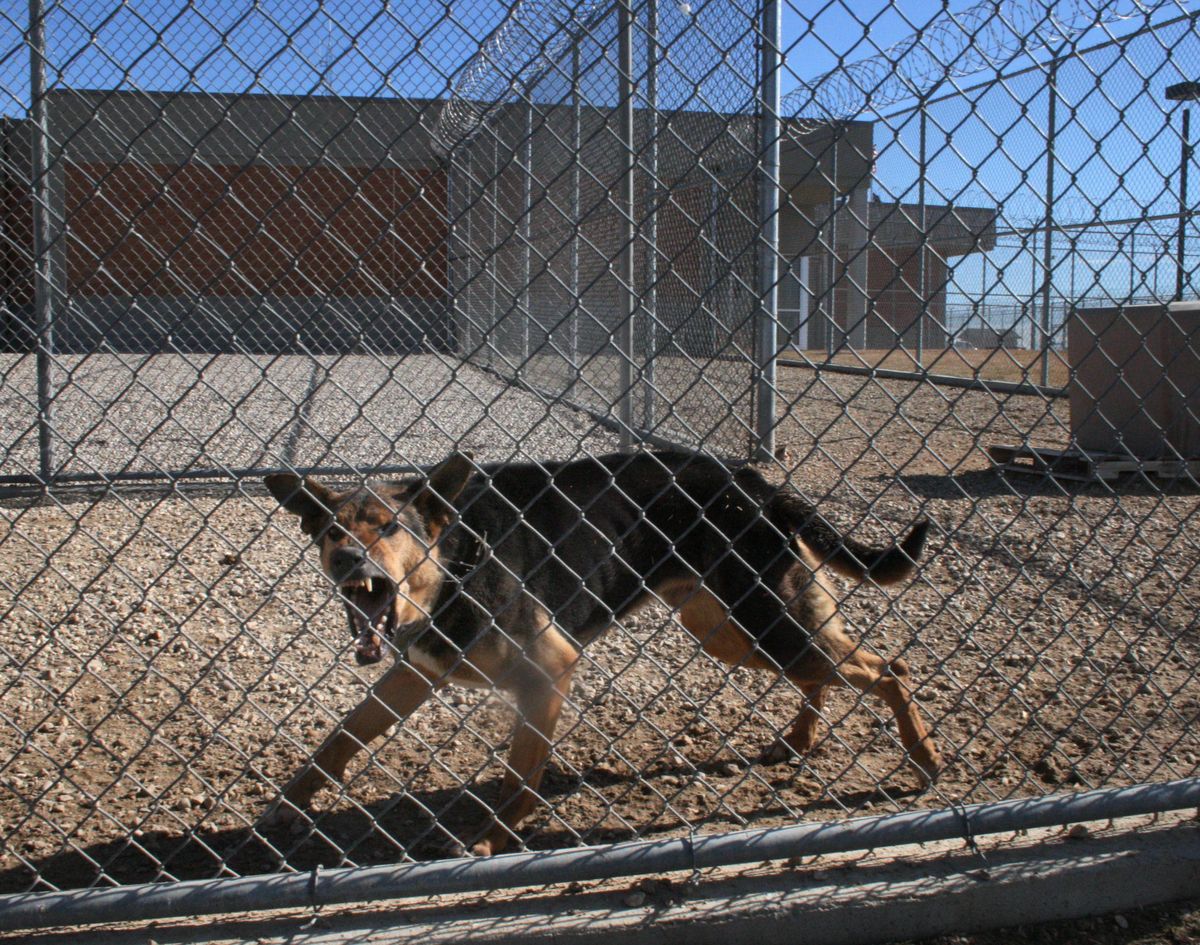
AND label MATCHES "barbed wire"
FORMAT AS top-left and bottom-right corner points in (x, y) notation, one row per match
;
(435, 0), (612, 149)
(436, 0), (1182, 148)
(954, 191), (1177, 229)
(783, 0), (1179, 127)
